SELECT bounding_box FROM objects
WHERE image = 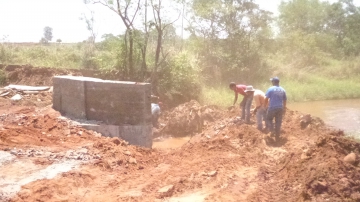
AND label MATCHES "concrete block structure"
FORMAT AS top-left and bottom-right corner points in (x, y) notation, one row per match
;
(53, 76), (152, 148)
